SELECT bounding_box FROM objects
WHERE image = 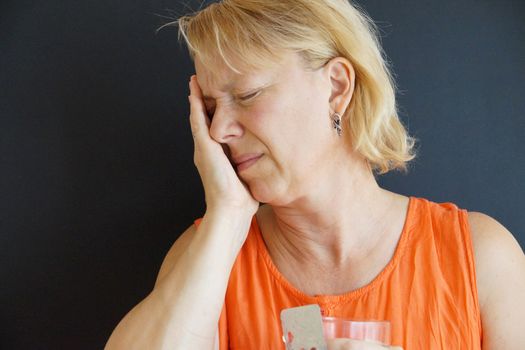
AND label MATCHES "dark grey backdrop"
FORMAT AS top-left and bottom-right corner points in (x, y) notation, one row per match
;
(2, 0), (524, 348)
